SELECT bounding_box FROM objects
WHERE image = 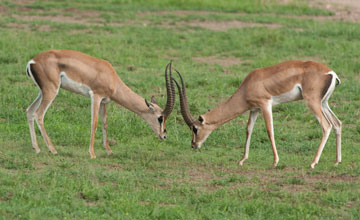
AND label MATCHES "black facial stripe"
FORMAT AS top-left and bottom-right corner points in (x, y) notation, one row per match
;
(158, 116), (163, 124)
(192, 126), (198, 135)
